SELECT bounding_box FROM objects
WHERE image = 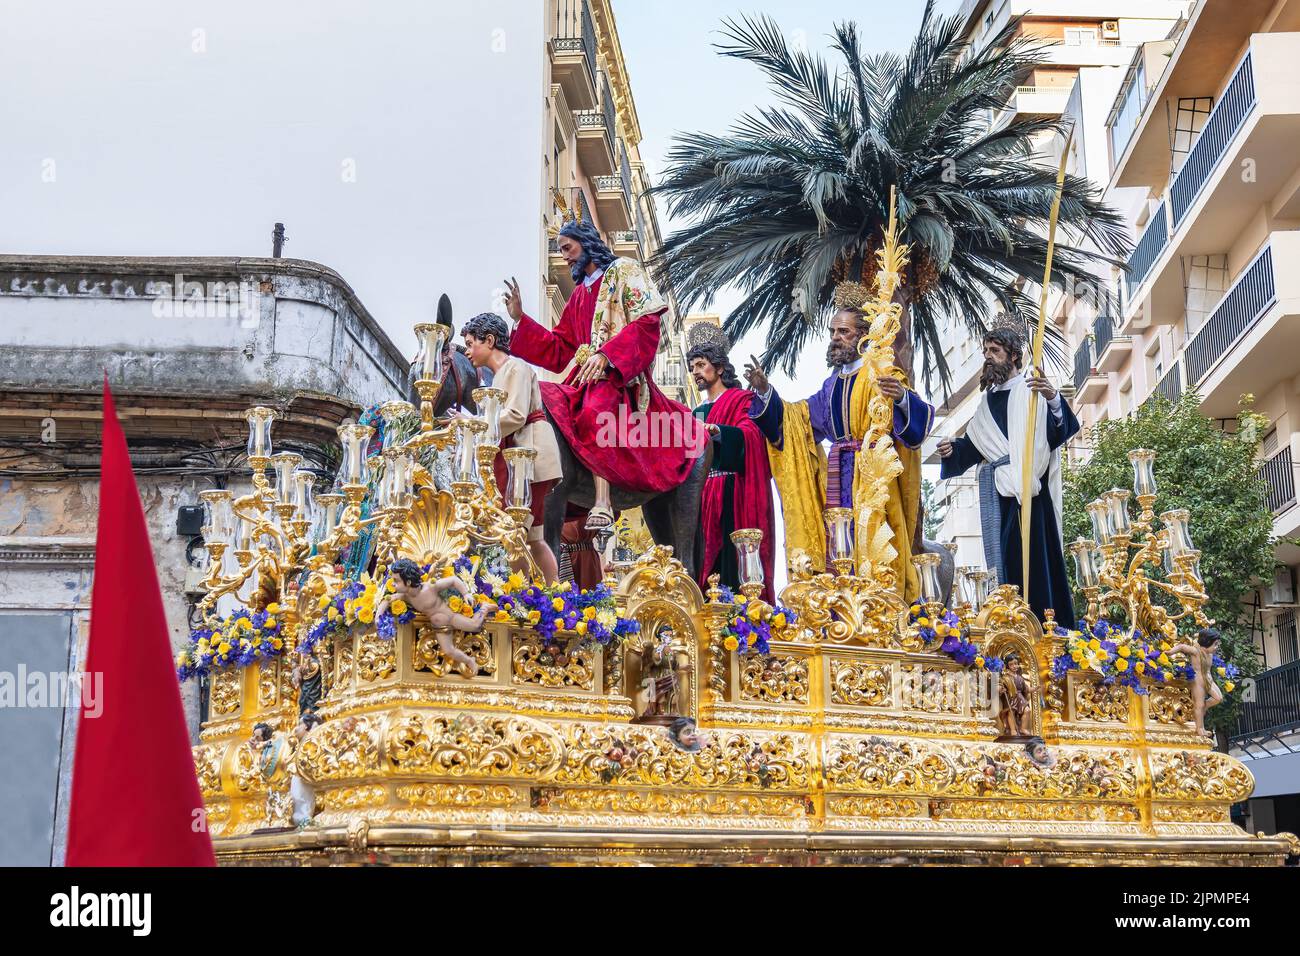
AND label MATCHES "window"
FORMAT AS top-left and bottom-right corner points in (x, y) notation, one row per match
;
(1171, 97), (1213, 172)
(1108, 60), (1148, 166)
(1183, 254), (1229, 336)
(1064, 27), (1099, 47)
(1280, 610), (1298, 665)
